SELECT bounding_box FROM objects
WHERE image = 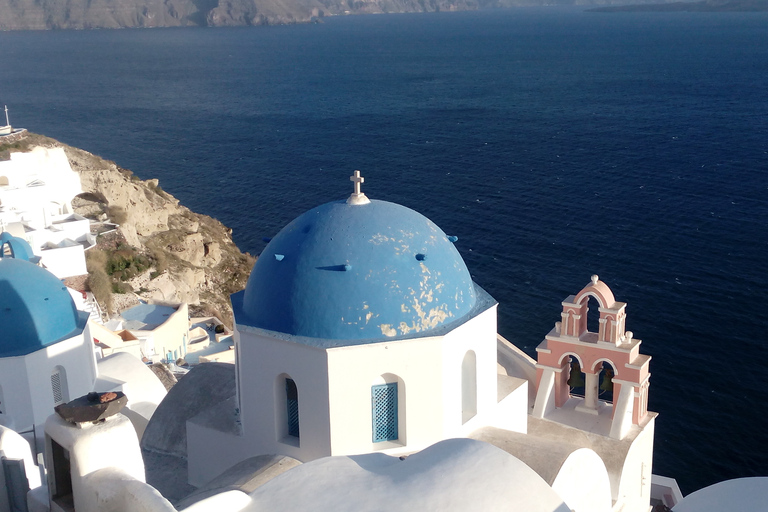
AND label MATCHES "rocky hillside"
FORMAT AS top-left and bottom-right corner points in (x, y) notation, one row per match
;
(0, 133), (255, 327)
(0, 0), (690, 30)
